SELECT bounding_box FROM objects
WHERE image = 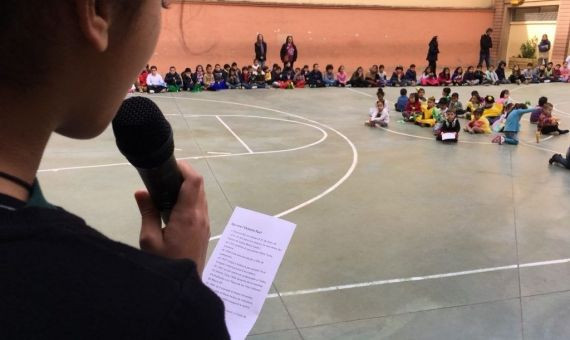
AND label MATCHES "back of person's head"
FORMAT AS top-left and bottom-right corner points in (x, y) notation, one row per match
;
(377, 88), (385, 97)
(443, 87), (451, 95)
(439, 97), (449, 106)
(400, 88), (407, 96)
(513, 103), (528, 110)
(538, 96), (548, 106)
